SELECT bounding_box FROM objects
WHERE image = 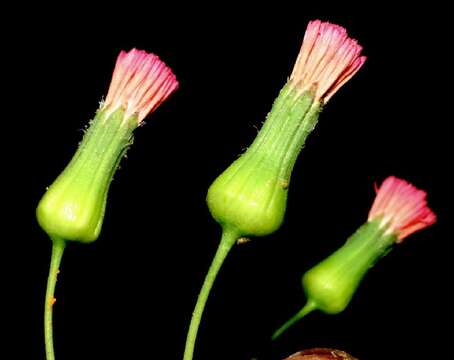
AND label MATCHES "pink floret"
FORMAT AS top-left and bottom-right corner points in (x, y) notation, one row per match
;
(290, 20), (366, 103)
(368, 176), (436, 242)
(104, 48), (179, 122)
